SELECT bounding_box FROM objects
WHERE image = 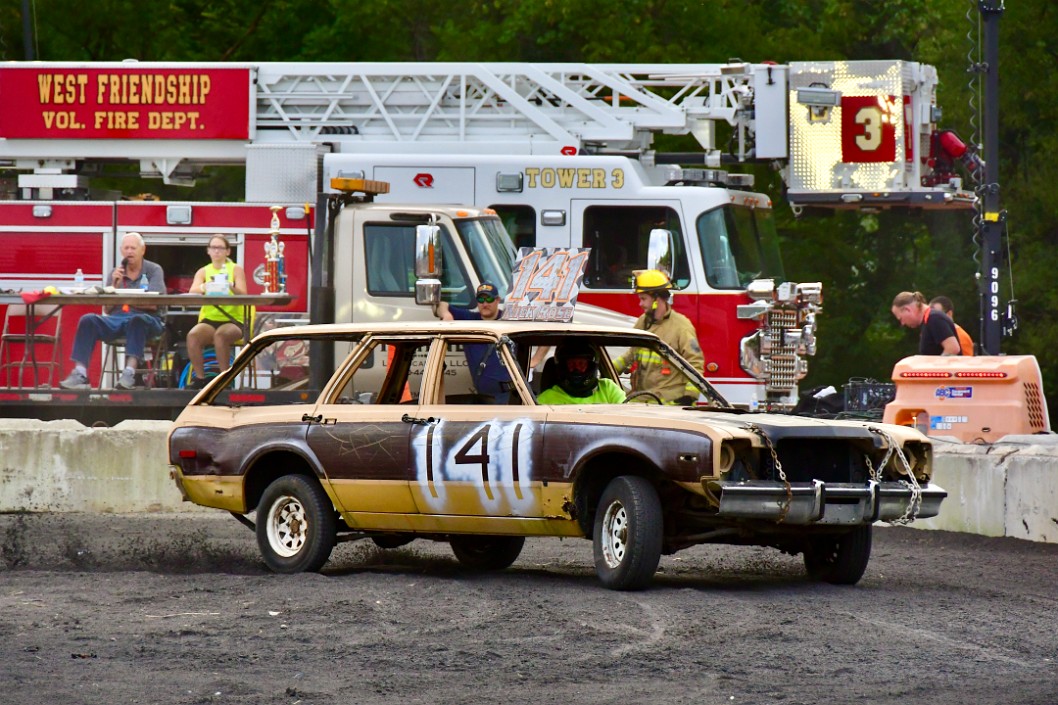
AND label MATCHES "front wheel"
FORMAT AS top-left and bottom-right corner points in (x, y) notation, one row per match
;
(593, 476), (663, 590)
(450, 535), (525, 570)
(803, 525), (872, 585)
(256, 474), (336, 573)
